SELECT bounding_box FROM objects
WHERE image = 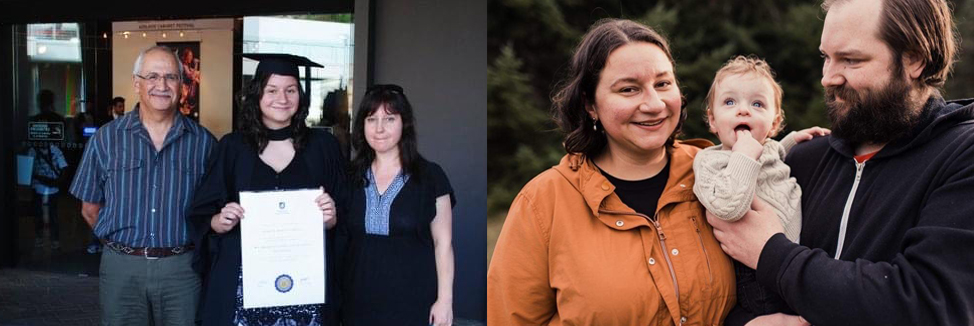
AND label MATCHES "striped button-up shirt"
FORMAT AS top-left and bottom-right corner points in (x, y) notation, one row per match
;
(70, 107), (215, 247)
